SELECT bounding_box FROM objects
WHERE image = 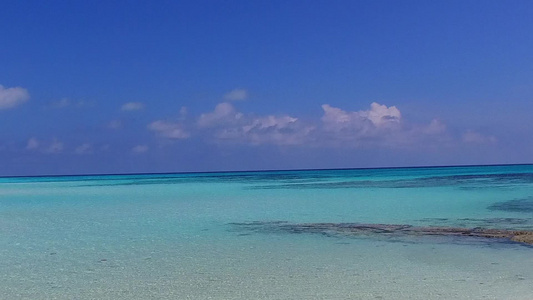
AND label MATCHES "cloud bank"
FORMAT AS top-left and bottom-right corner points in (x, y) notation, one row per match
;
(147, 100), (488, 151)
(17, 90), (496, 163)
(182, 101), (449, 148)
